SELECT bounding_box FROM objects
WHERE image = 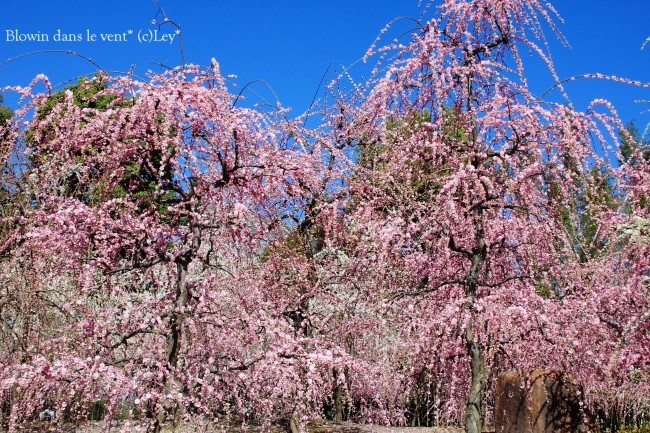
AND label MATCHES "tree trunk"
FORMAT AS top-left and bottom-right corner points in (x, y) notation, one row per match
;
(289, 411), (301, 433)
(334, 382), (343, 423)
(465, 314), (487, 433)
(167, 260), (189, 368)
(464, 205), (488, 433)
(151, 259), (190, 433)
